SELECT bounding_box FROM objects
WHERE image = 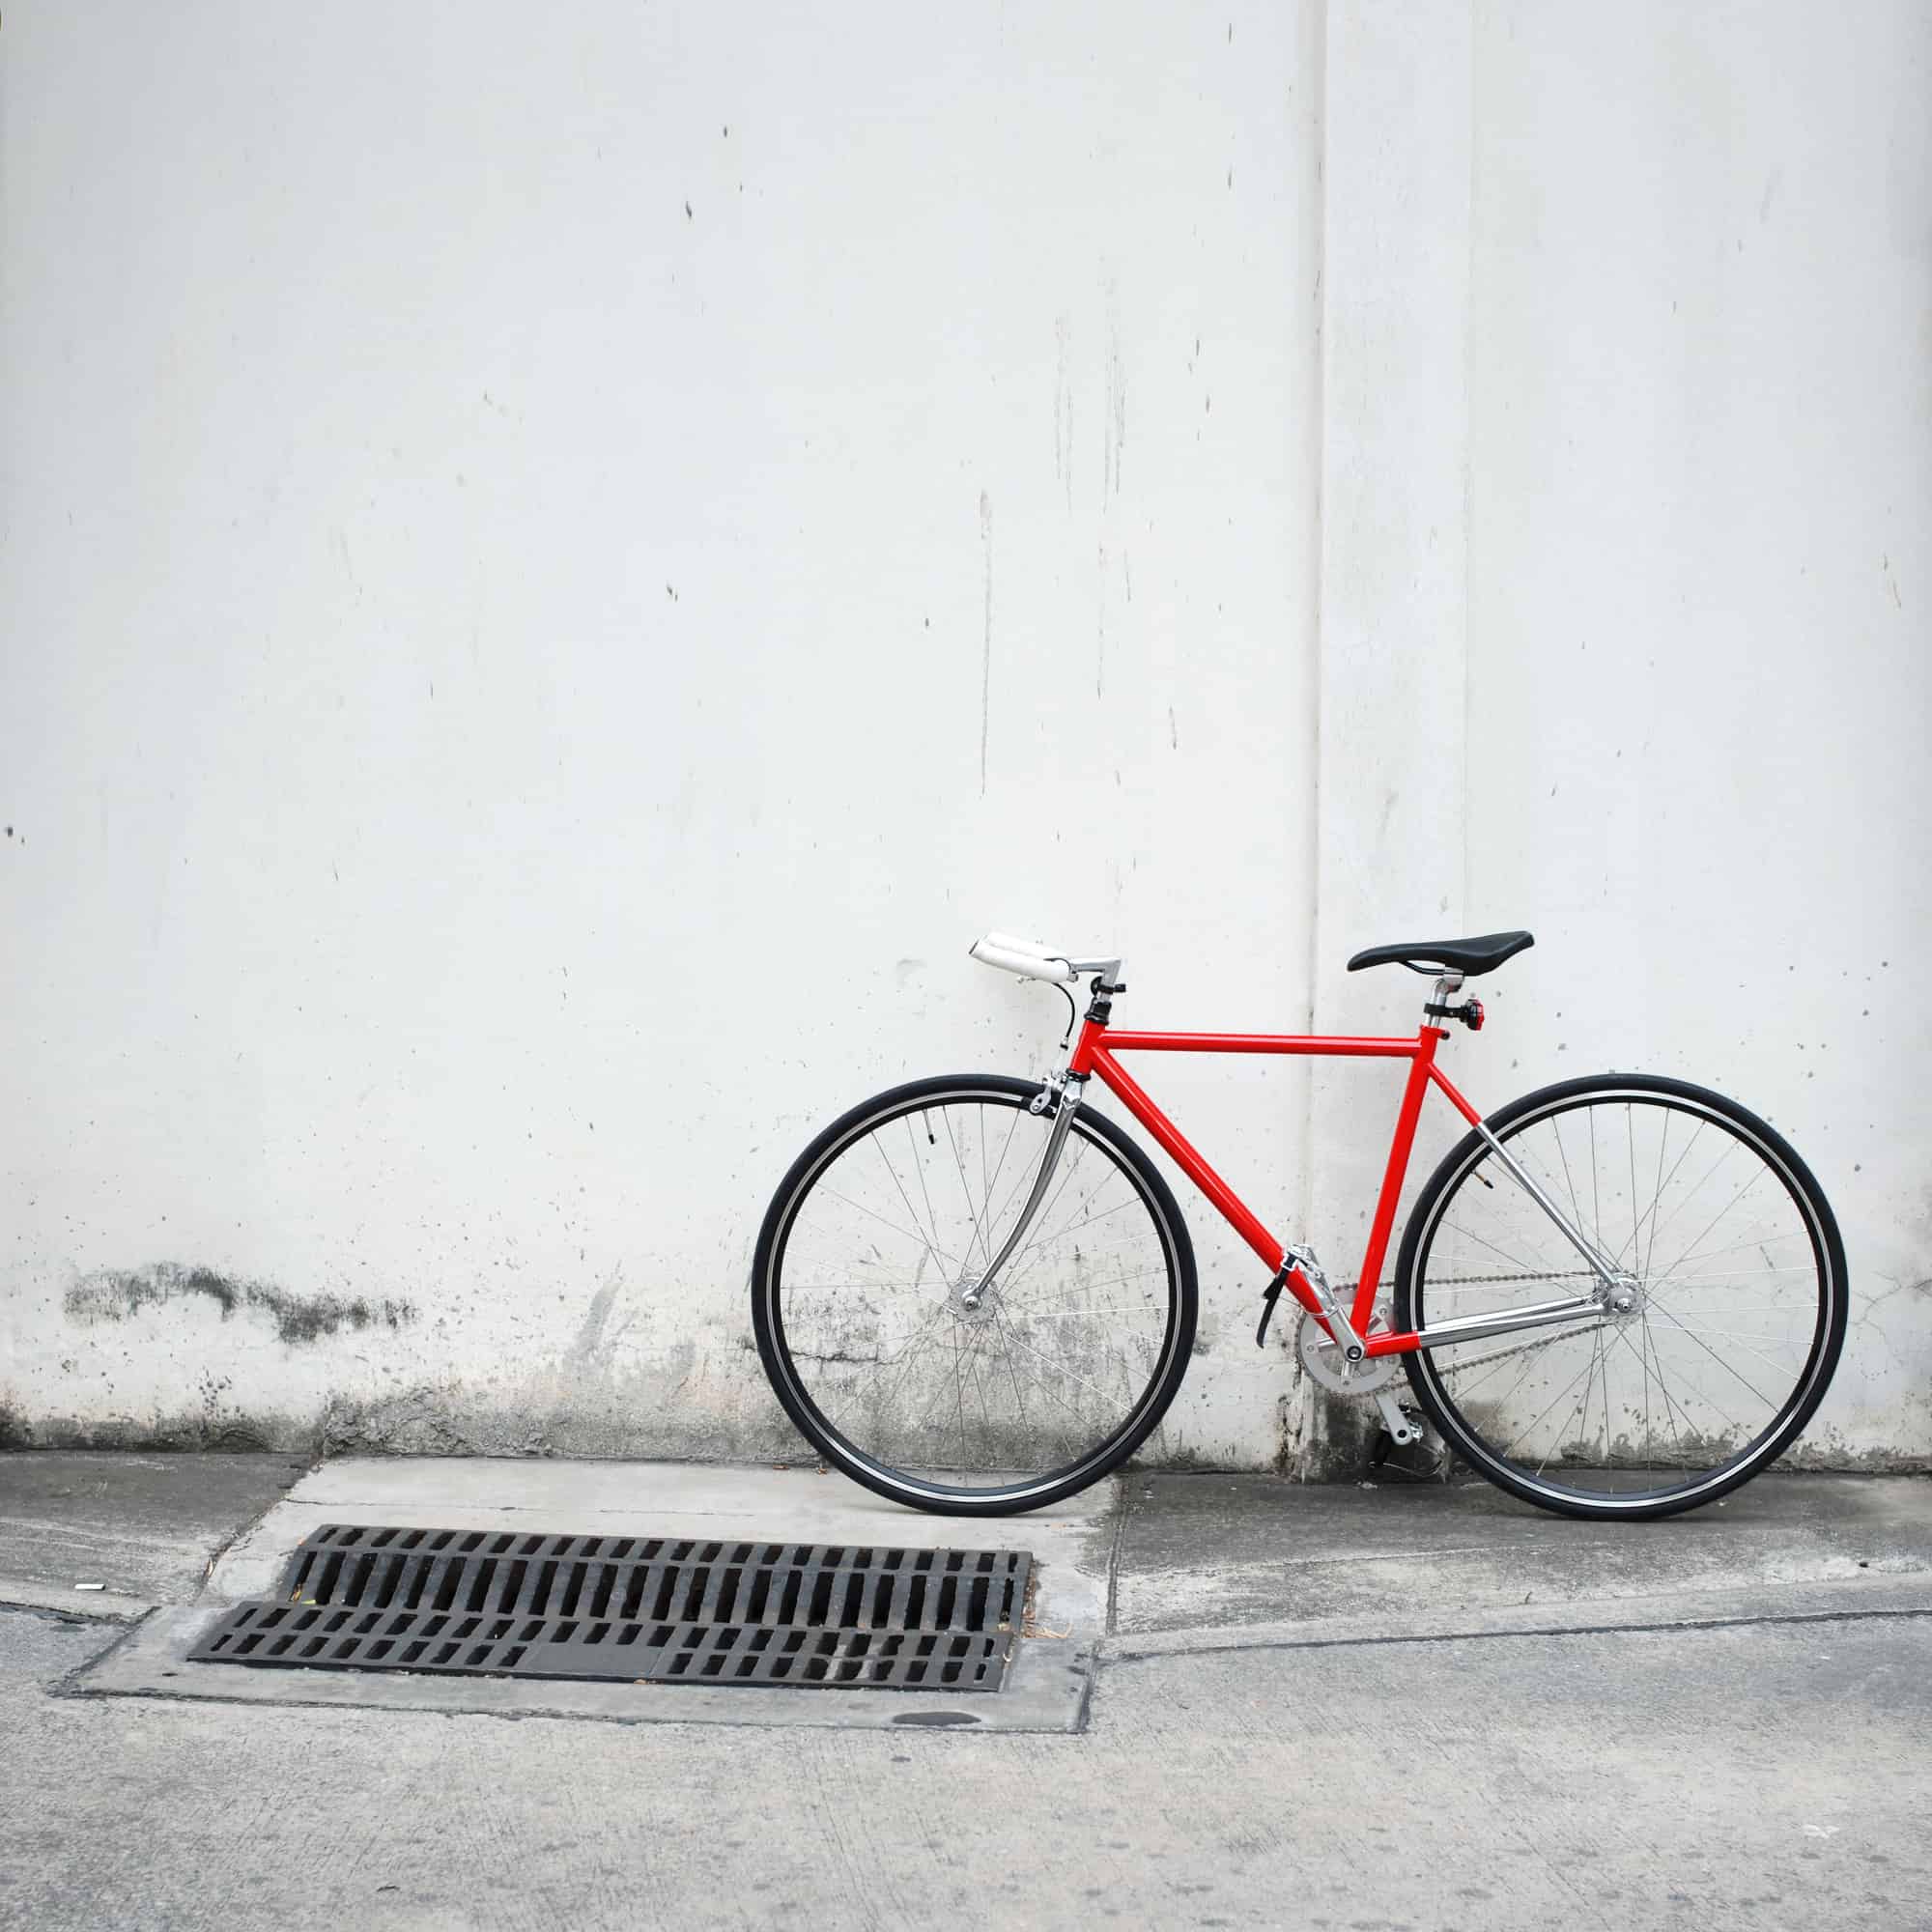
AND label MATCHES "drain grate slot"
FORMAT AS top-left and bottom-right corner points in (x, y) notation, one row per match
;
(187, 1527), (1033, 1691)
